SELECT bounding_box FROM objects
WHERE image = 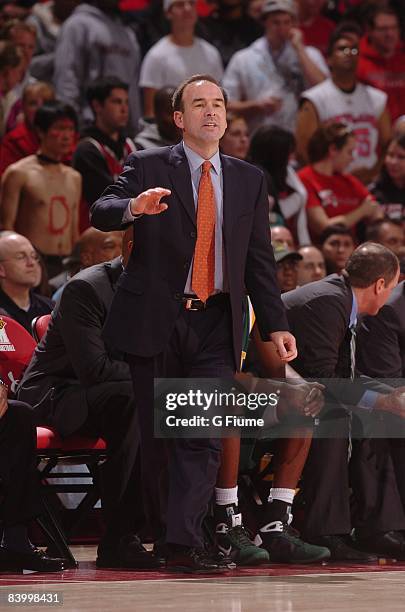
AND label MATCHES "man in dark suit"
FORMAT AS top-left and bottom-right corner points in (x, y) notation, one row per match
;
(282, 243), (405, 561)
(355, 280), (405, 558)
(0, 390), (64, 572)
(17, 231), (160, 569)
(91, 74), (296, 572)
